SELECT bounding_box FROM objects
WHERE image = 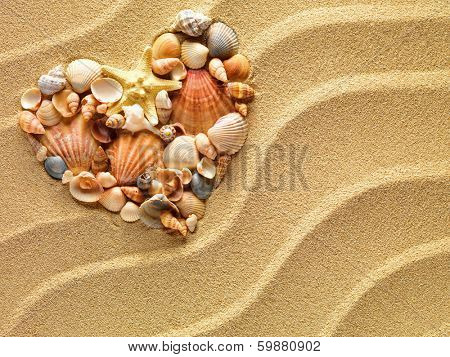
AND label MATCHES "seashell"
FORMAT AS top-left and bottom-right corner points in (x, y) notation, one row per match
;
(163, 135), (200, 170)
(153, 33), (181, 59)
(176, 191), (205, 219)
(18, 111), (45, 134)
(227, 82), (255, 101)
(21, 88), (42, 111)
(181, 41), (209, 69)
(208, 58), (228, 82)
(170, 61), (187, 81)
(91, 146), (109, 175)
(181, 168), (192, 185)
(170, 9), (212, 37)
(44, 156), (67, 179)
(155, 168), (184, 202)
(178, 217), (189, 236)
(206, 22), (239, 60)
(40, 114), (99, 175)
(65, 59), (102, 93)
(26, 133), (47, 161)
(159, 125), (176, 143)
(155, 90), (172, 125)
(62, 170), (74, 184)
(137, 172), (152, 191)
(120, 201), (140, 222)
(214, 154), (232, 188)
(36, 99), (62, 126)
(139, 193), (179, 228)
(197, 157), (216, 179)
(207, 112), (248, 155)
(195, 133), (217, 160)
(234, 102), (248, 117)
(81, 94), (100, 121)
(106, 113), (125, 129)
(90, 78), (123, 103)
(69, 171), (104, 202)
(98, 186), (127, 212)
(160, 210), (186, 236)
(96, 172), (117, 188)
(121, 186), (146, 204)
(223, 54), (250, 82)
(52, 89), (79, 117)
(186, 214), (198, 232)
(122, 104), (157, 134)
(191, 171), (214, 199)
(171, 69), (235, 135)
(96, 103), (108, 114)
(106, 131), (164, 185)
(149, 179), (164, 196)
(152, 58), (181, 76)
(38, 65), (67, 95)
(91, 117), (116, 144)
